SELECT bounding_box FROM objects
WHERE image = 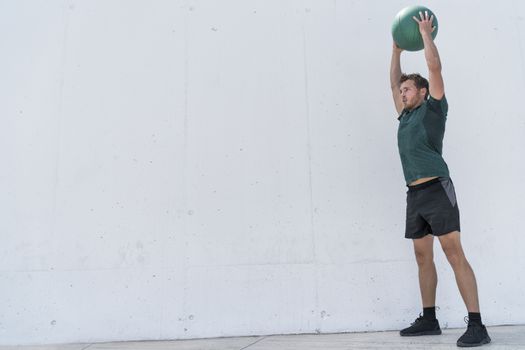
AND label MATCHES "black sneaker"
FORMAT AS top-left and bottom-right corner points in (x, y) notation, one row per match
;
(457, 323), (491, 347)
(400, 315), (442, 336)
